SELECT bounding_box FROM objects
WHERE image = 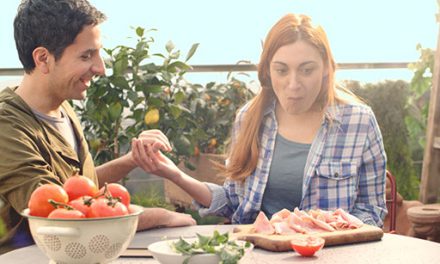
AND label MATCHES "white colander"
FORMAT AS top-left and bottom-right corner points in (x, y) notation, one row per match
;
(21, 206), (142, 264)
